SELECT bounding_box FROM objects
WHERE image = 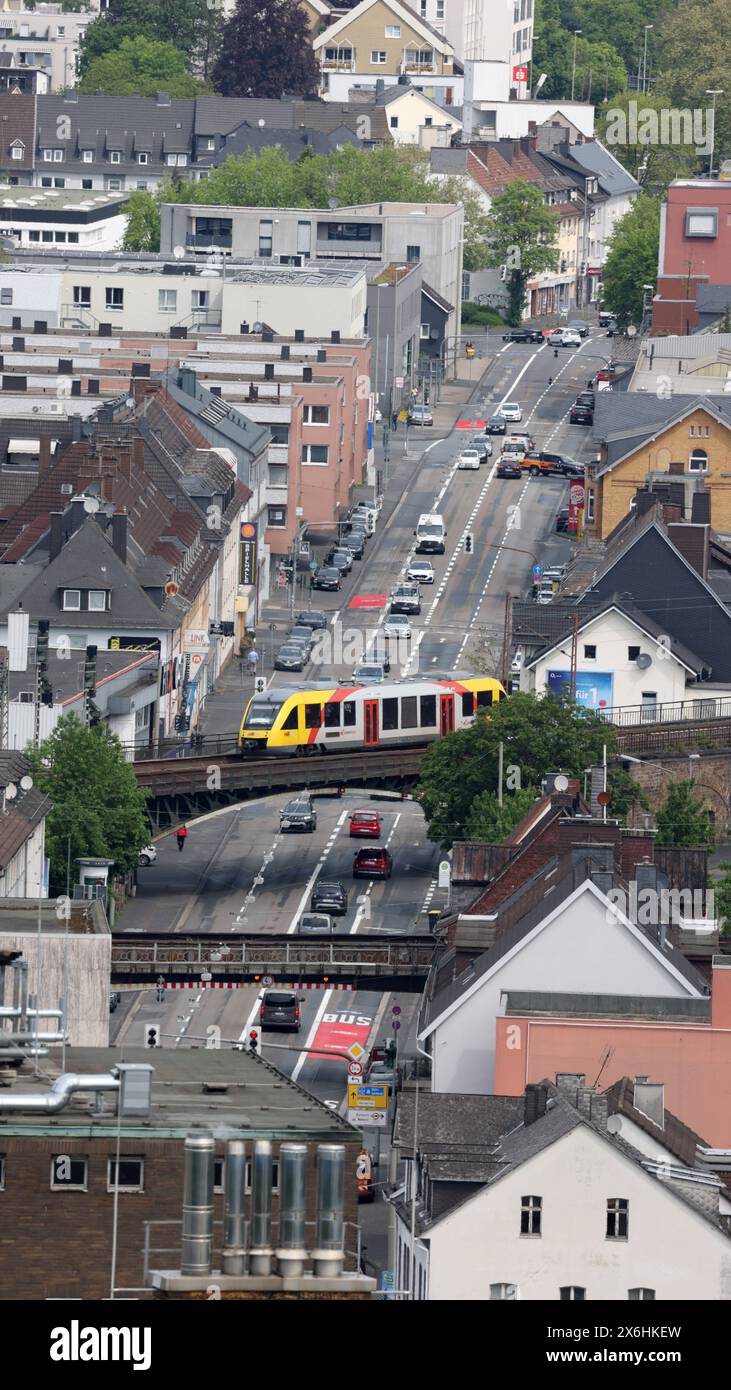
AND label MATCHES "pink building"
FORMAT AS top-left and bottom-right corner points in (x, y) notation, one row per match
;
(654, 180), (731, 335)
